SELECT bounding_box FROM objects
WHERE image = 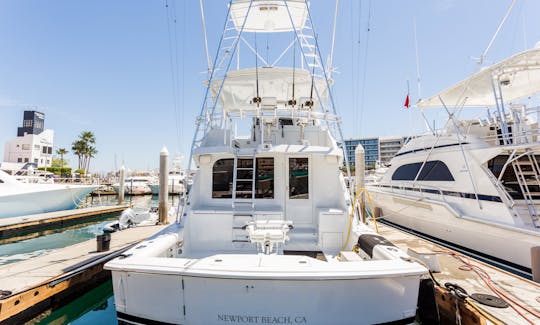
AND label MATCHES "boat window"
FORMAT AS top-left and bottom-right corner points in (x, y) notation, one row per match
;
(213, 159), (234, 198)
(256, 158), (274, 199)
(212, 158), (275, 199)
(391, 160), (454, 181)
(289, 158), (309, 199)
